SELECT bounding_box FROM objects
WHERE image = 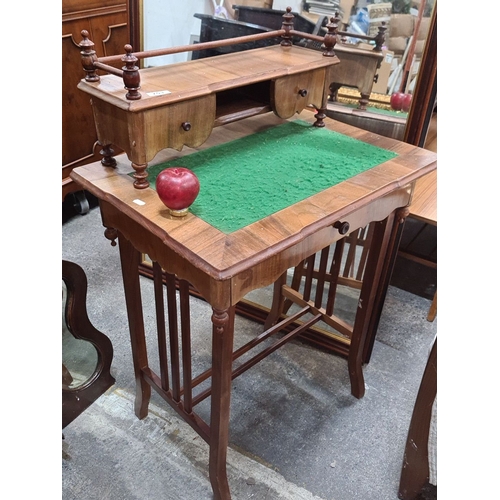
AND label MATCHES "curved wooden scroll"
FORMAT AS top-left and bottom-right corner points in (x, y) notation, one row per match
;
(62, 260), (115, 428)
